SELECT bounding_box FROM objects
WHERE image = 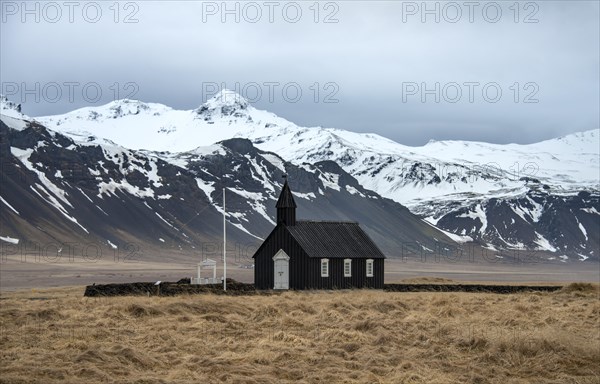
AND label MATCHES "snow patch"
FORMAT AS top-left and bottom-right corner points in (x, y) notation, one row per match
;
(345, 185), (366, 197)
(525, 195), (543, 222)
(77, 188), (94, 203)
(196, 178), (215, 202)
(483, 243), (499, 251)
(228, 188), (275, 225)
(292, 191), (316, 200)
(95, 205), (108, 215)
(229, 221), (263, 240)
(88, 167), (100, 176)
(424, 216), (441, 226)
(246, 156), (275, 192)
(11, 147), (73, 208)
(261, 153), (286, 173)
(0, 235), (19, 244)
(229, 188), (263, 201)
(577, 221), (588, 241)
(0, 114), (28, 131)
(319, 172), (341, 191)
(423, 220), (473, 243)
(534, 233), (557, 252)
(0, 196), (19, 215)
(97, 179), (154, 199)
(155, 211), (177, 230)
